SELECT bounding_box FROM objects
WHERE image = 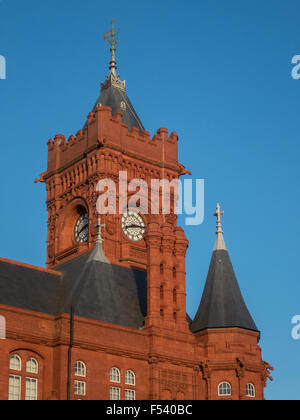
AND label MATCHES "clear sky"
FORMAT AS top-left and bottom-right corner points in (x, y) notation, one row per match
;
(0, 0), (299, 400)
